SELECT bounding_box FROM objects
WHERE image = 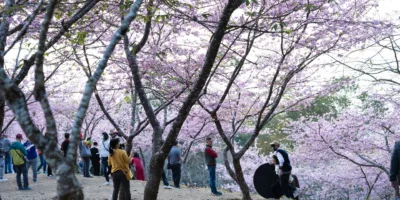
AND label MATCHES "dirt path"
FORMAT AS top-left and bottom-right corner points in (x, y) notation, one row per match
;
(0, 173), (265, 200)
